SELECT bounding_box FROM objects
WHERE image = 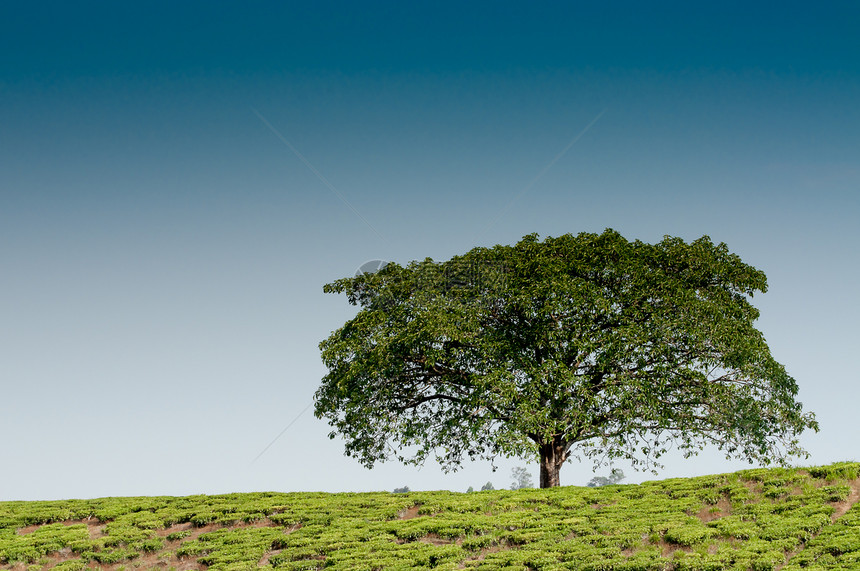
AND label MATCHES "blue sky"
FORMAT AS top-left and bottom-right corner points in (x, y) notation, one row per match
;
(2, 2), (858, 500)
